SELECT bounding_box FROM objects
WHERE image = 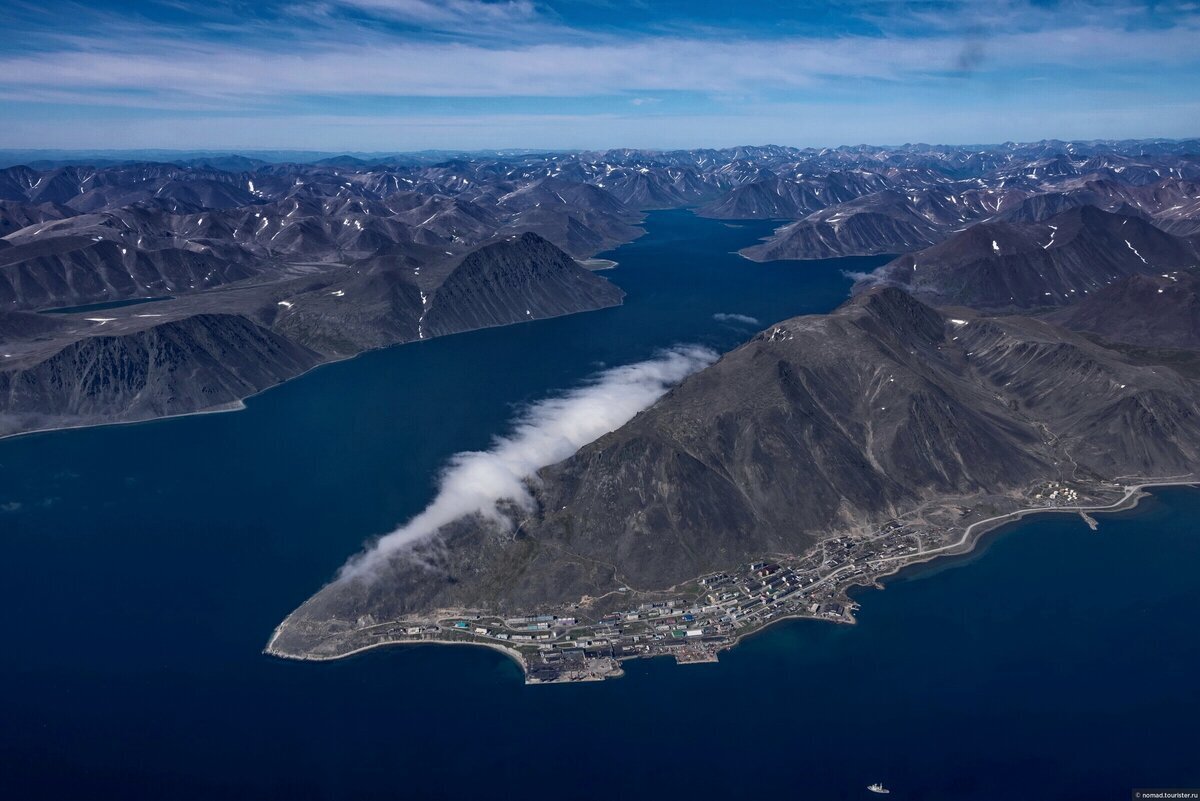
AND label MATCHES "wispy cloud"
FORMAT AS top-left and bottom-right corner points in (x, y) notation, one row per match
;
(1, 0), (1198, 148)
(287, 0), (569, 42)
(340, 345), (716, 579)
(713, 313), (760, 326)
(333, 0), (538, 25)
(4, 23), (1198, 103)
